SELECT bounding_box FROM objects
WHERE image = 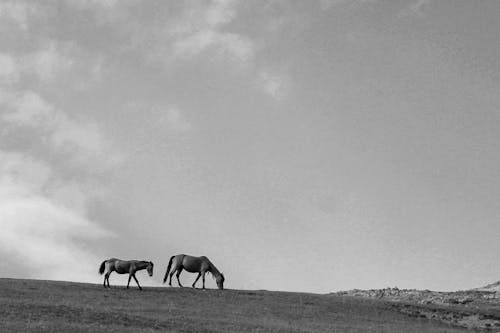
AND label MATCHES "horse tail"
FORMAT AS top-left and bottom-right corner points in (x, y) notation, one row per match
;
(163, 255), (175, 283)
(99, 260), (107, 275)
